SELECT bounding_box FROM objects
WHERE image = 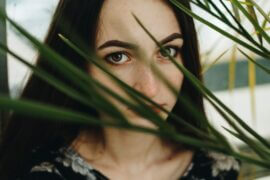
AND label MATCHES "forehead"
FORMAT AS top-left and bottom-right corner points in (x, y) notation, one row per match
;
(96, 0), (181, 46)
